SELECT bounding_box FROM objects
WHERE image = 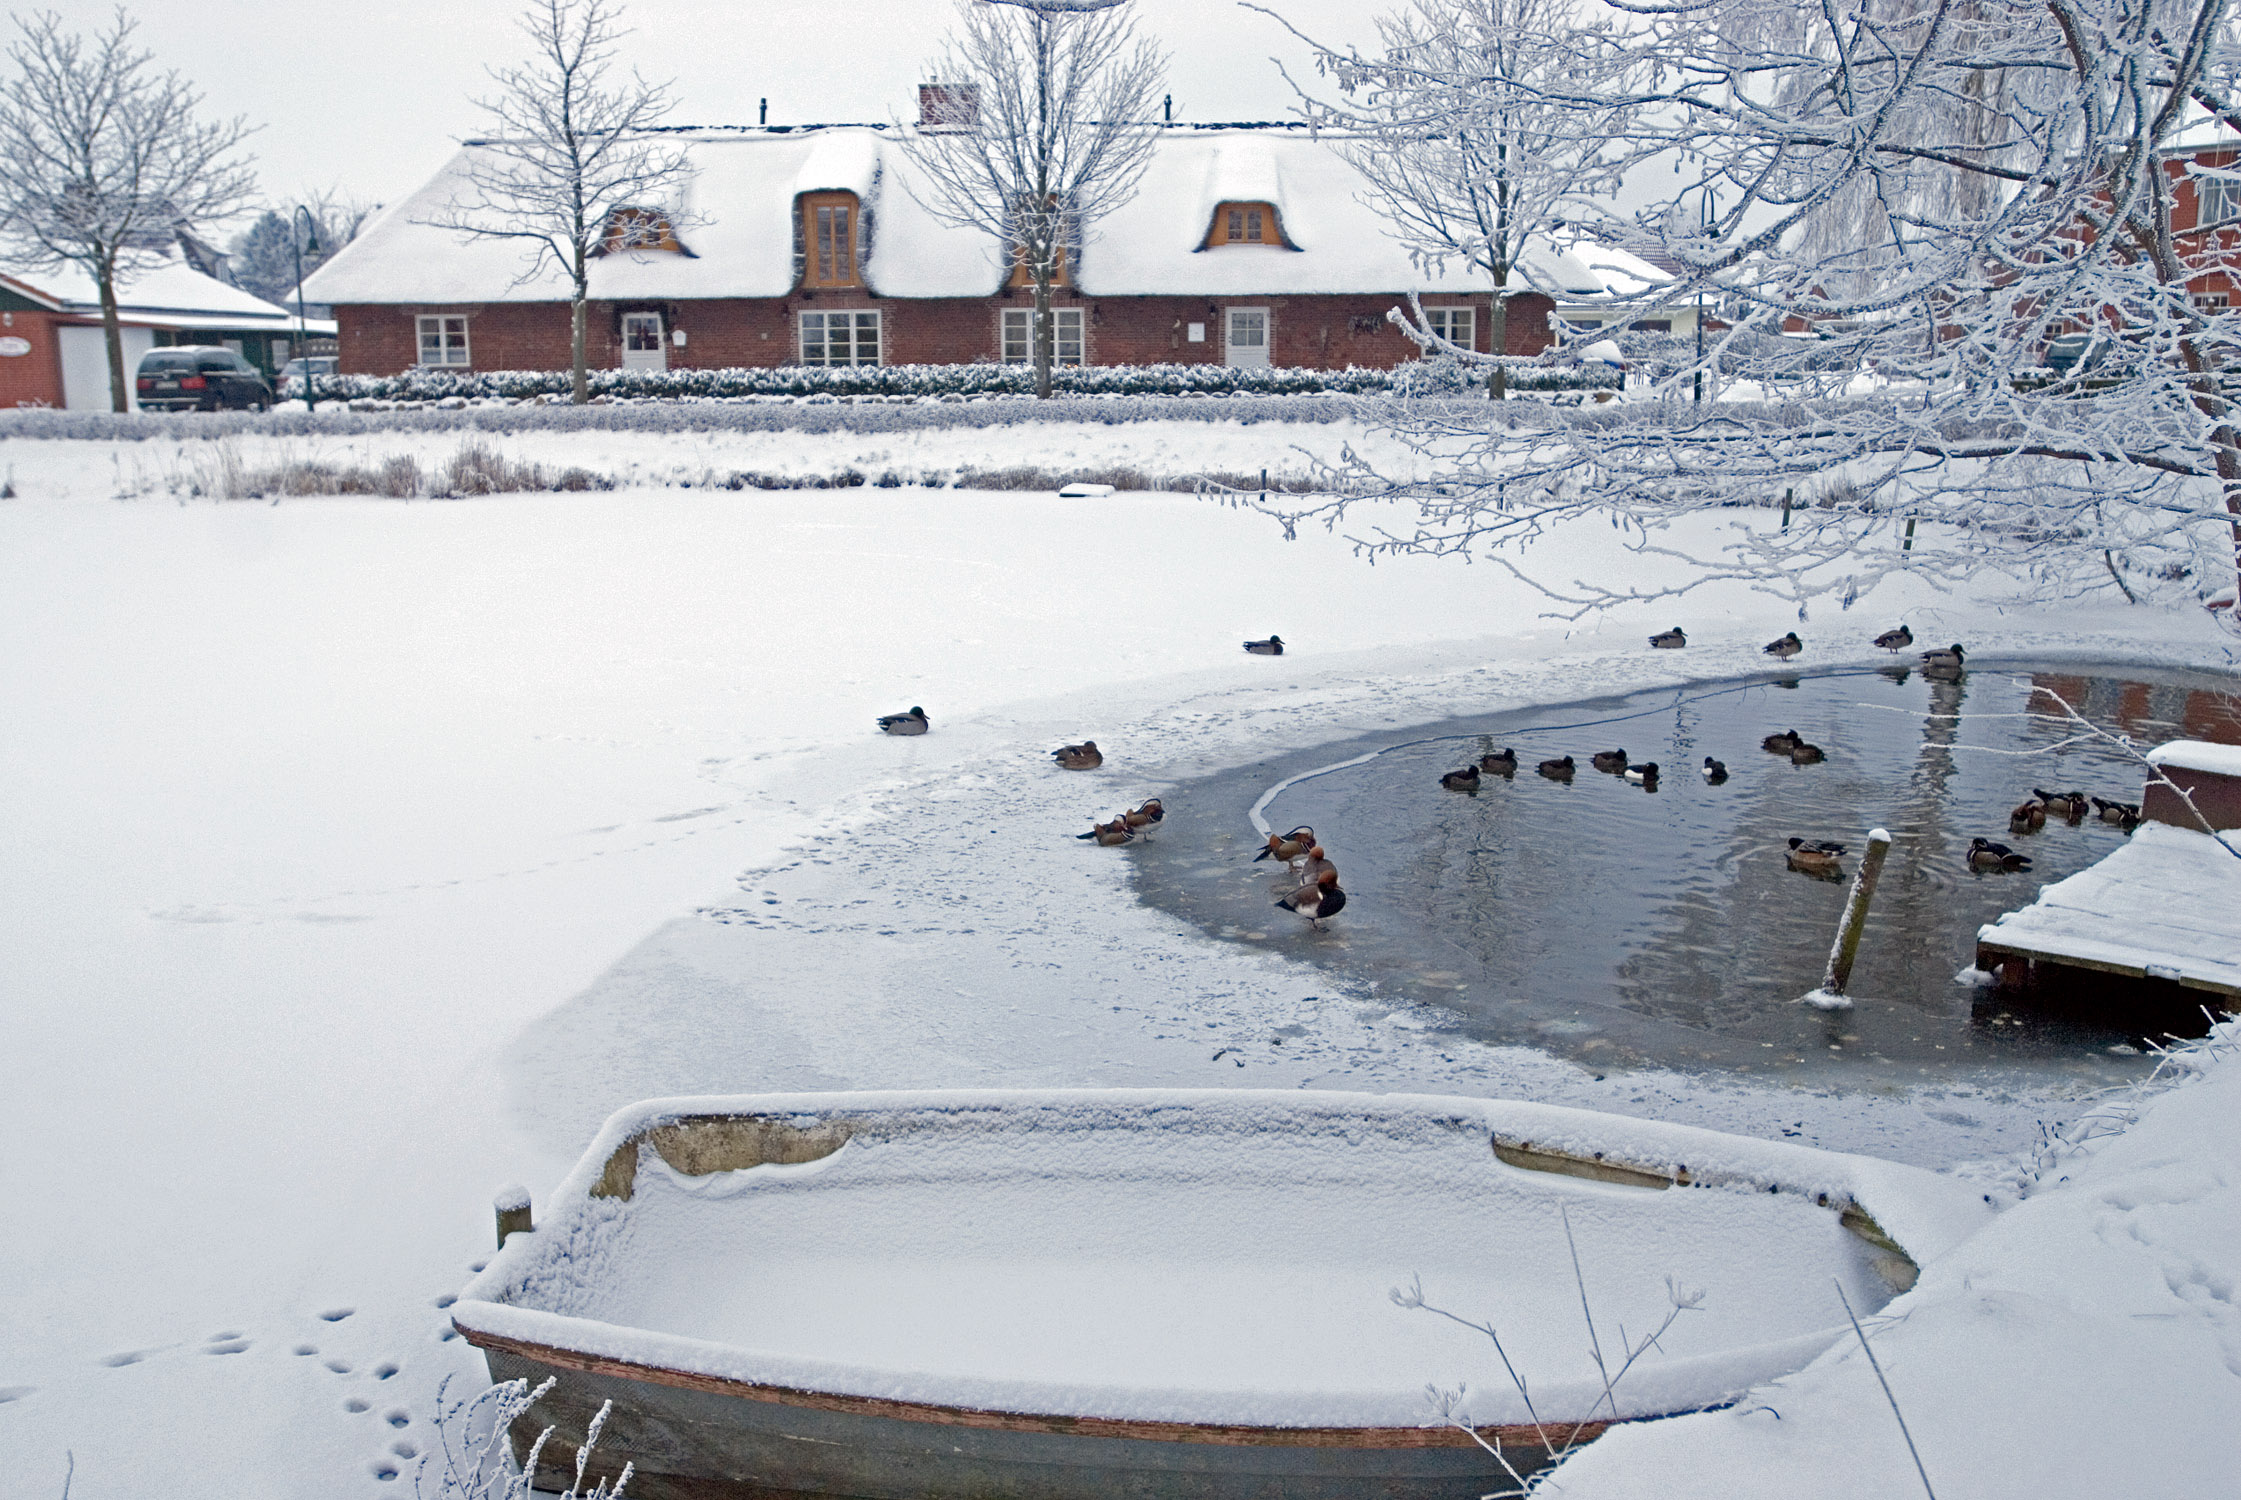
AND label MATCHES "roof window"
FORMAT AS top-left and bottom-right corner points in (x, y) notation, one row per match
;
(597, 207), (691, 257)
(1199, 201), (1296, 251)
(801, 192), (862, 288)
